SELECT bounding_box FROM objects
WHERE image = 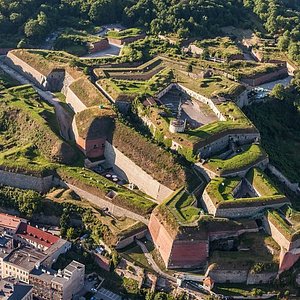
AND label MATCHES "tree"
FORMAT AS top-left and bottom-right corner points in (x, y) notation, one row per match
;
(66, 227), (75, 240)
(60, 210), (71, 237)
(278, 35), (290, 51)
(270, 84), (285, 100)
